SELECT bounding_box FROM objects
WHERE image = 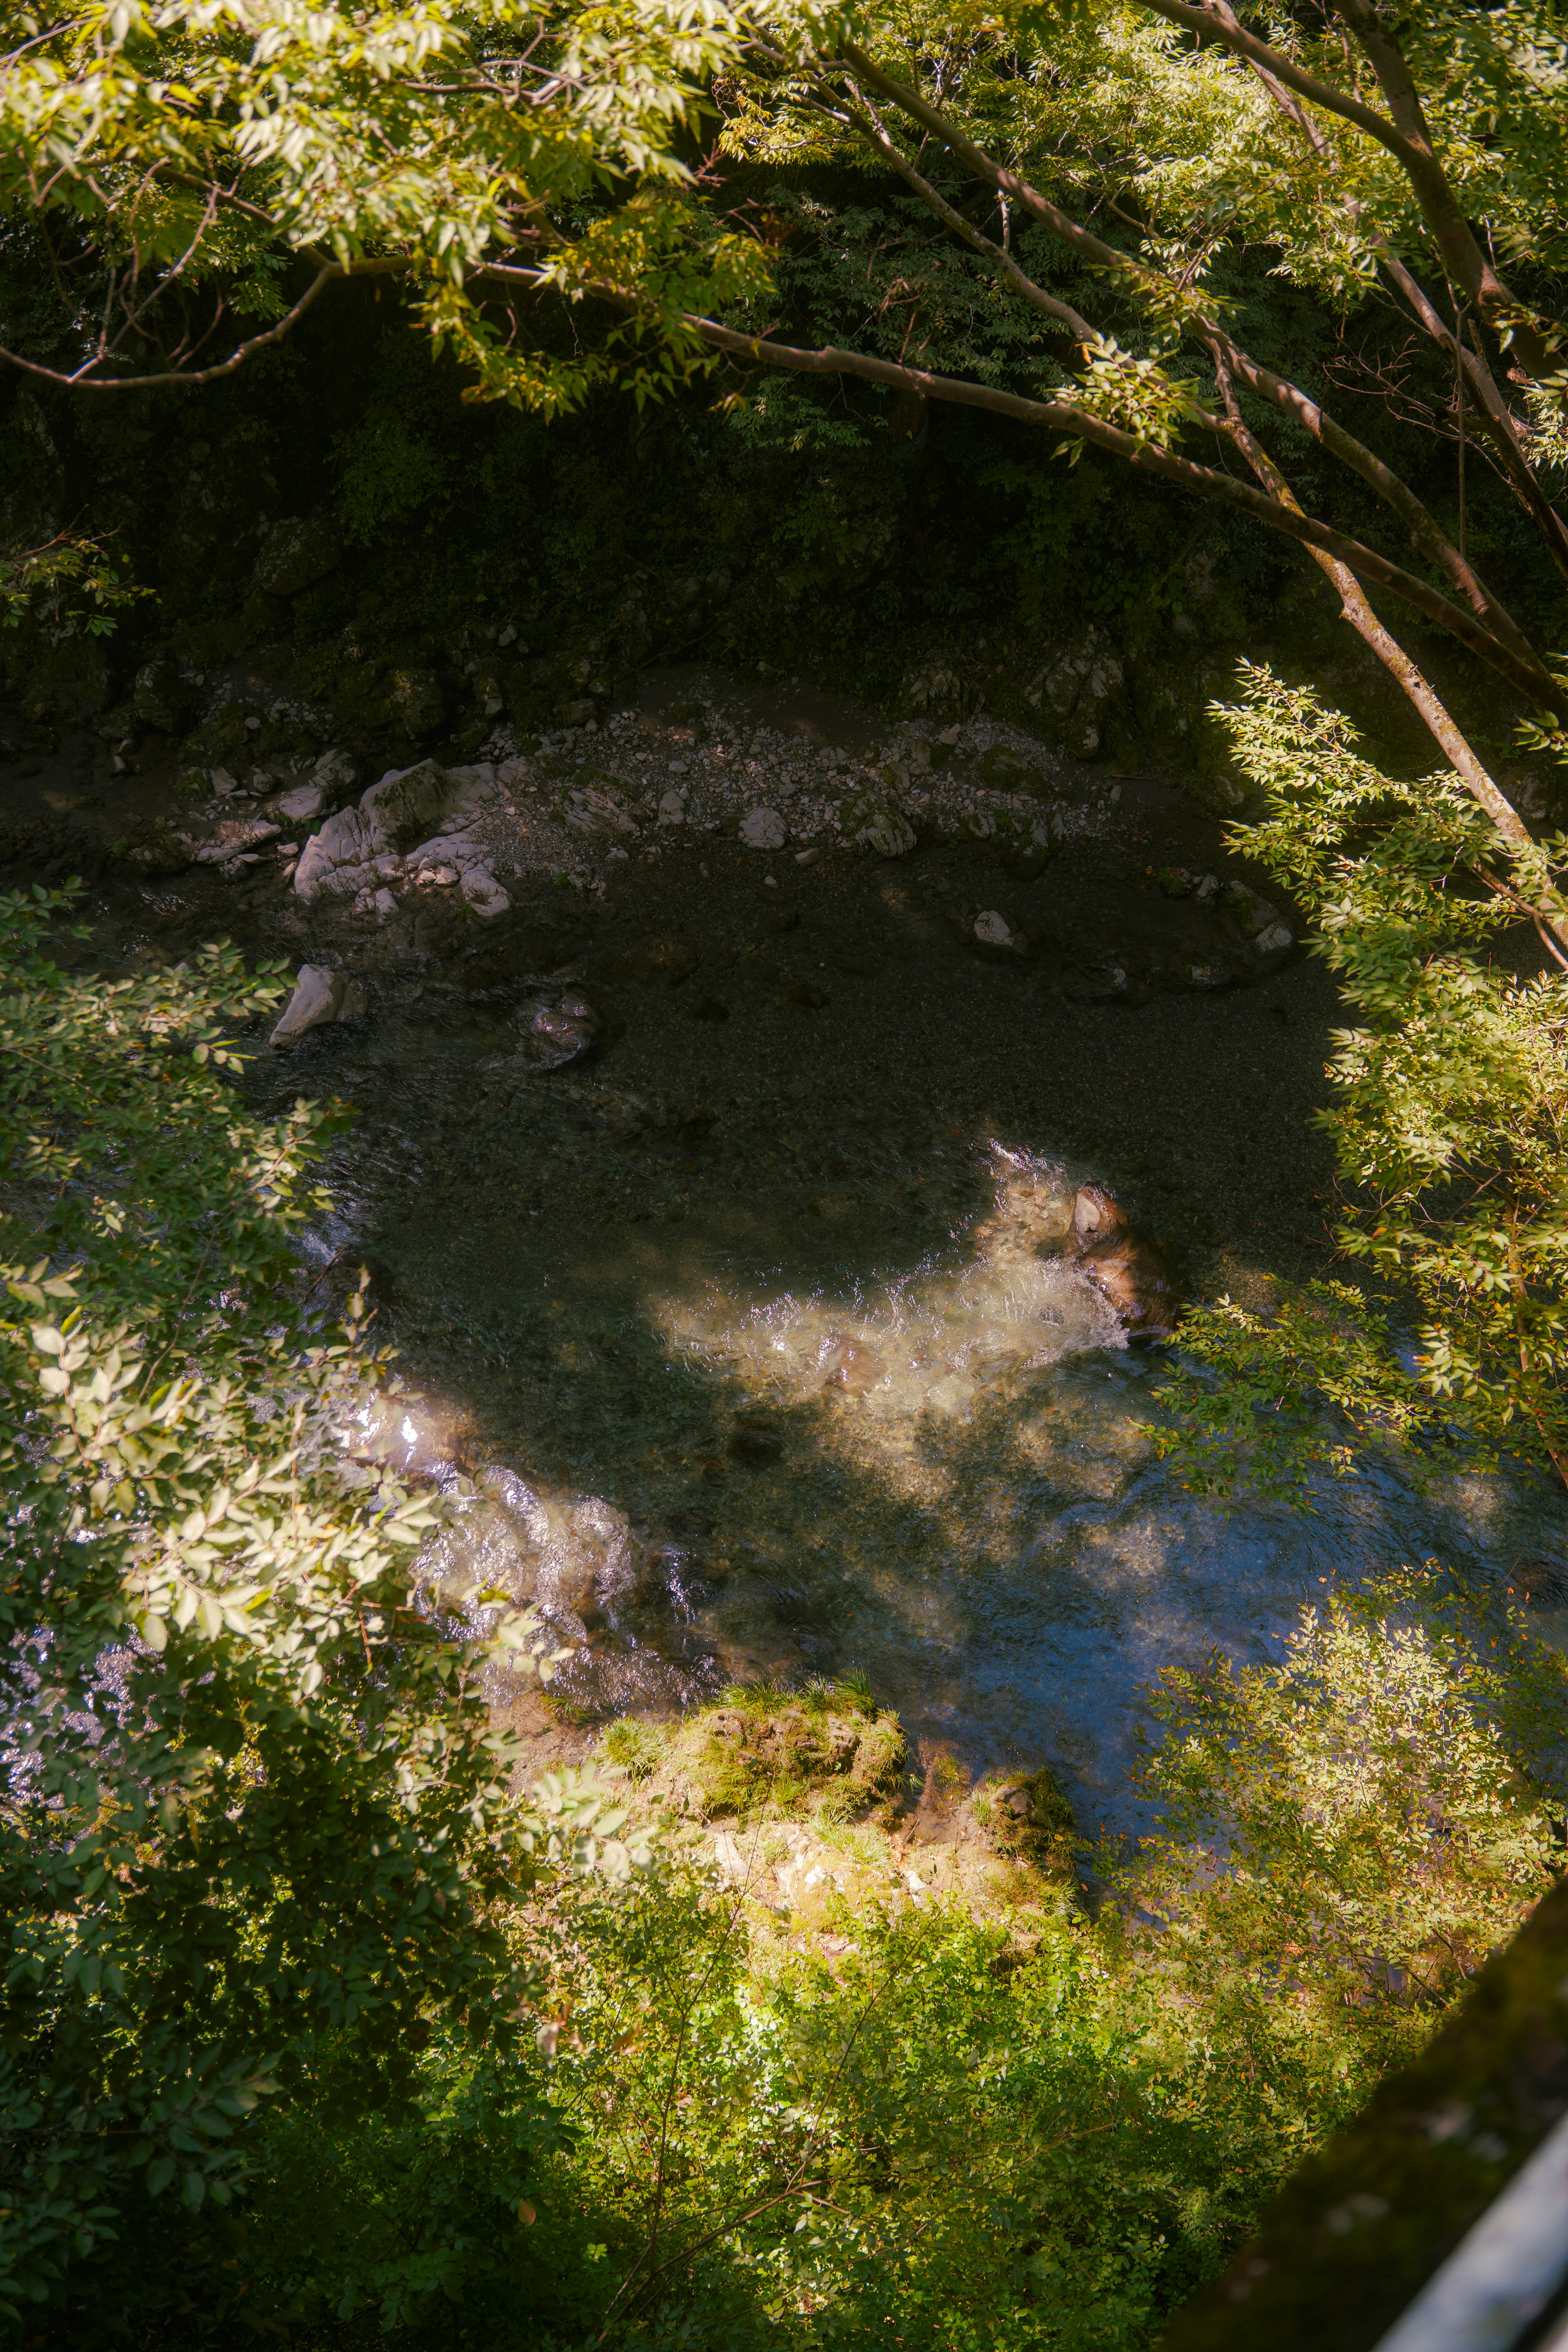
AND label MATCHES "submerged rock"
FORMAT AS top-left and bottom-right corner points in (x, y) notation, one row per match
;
(1067, 1184), (1178, 1339)
(516, 990), (602, 1070)
(822, 1340), (888, 1396)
